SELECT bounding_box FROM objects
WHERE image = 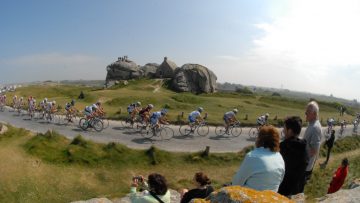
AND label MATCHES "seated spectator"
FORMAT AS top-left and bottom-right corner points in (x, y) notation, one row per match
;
(180, 172), (214, 203)
(278, 116), (308, 197)
(232, 125), (285, 191)
(328, 158), (349, 194)
(130, 173), (170, 203)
